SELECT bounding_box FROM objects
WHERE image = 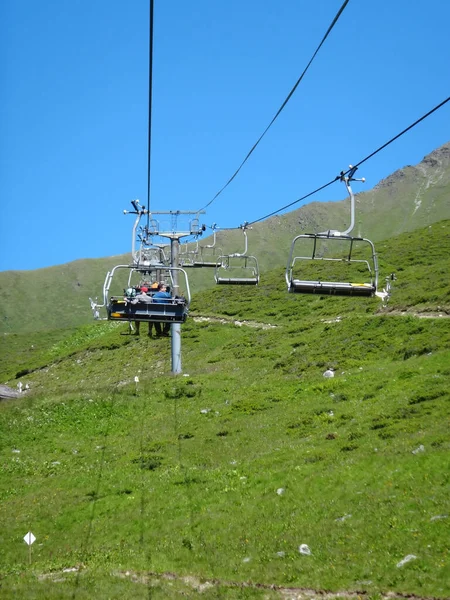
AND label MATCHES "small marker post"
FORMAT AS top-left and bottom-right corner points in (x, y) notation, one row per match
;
(23, 531), (36, 564)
